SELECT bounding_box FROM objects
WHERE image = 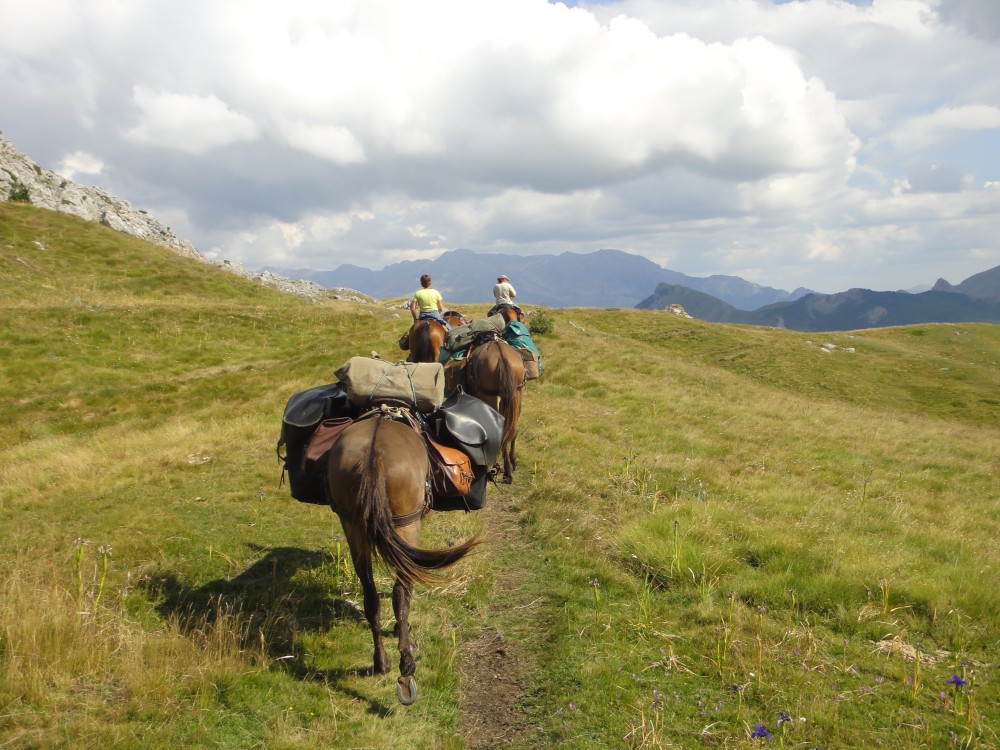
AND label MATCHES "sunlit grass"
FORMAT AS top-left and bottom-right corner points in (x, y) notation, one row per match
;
(2, 202), (999, 748)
